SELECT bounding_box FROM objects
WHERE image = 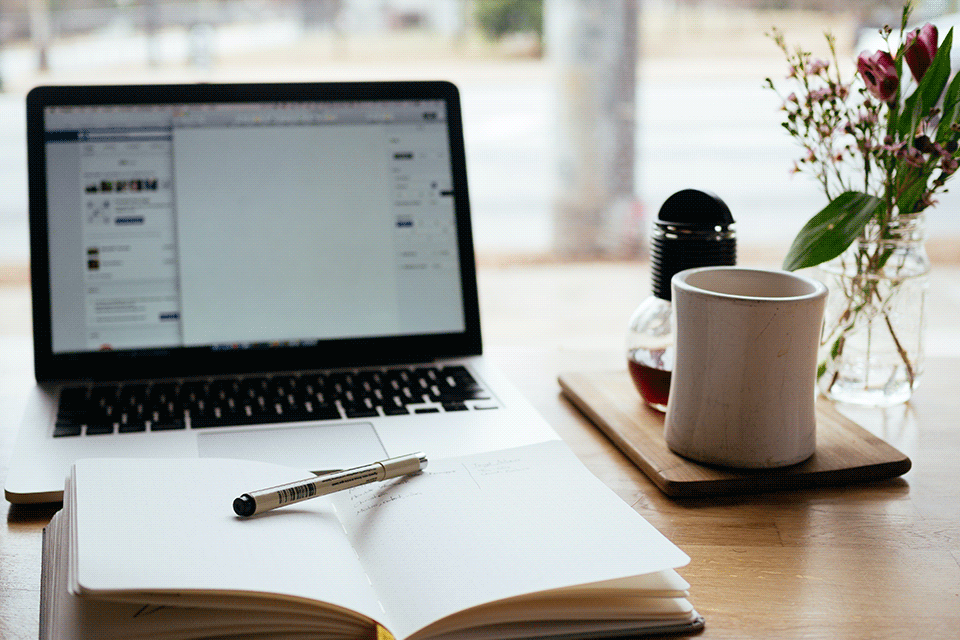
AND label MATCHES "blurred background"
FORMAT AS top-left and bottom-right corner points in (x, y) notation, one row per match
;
(2, 0), (960, 283)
